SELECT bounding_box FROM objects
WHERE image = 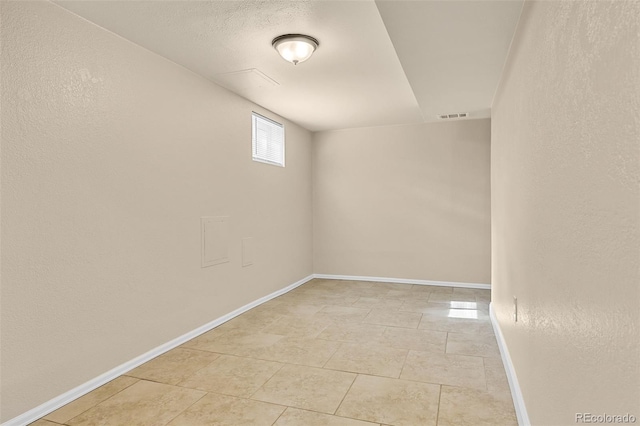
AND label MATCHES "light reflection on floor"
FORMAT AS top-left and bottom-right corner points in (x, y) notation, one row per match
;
(448, 301), (479, 319)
